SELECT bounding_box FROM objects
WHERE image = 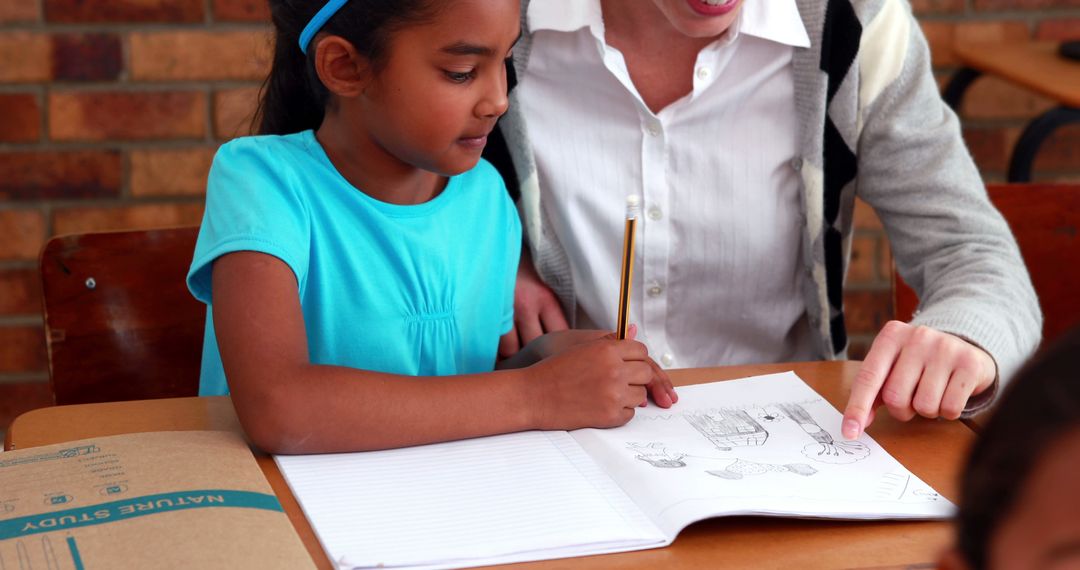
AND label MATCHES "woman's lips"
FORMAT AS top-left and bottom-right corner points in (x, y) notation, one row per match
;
(687, 0), (739, 16)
